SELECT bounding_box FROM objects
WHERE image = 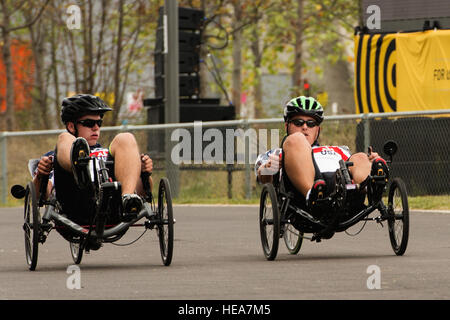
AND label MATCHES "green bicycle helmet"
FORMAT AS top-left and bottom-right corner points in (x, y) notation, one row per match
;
(283, 96), (324, 124)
